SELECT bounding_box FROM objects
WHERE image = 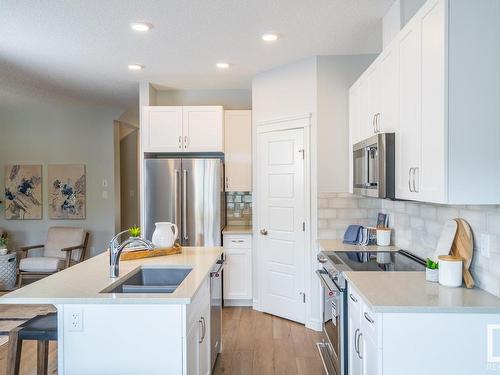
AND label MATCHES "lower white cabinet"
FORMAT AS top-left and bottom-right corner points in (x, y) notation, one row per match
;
(223, 234), (252, 305)
(347, 283), (500, 375)
(348, 286), (378, 375)
(186, 277), (211, 375)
